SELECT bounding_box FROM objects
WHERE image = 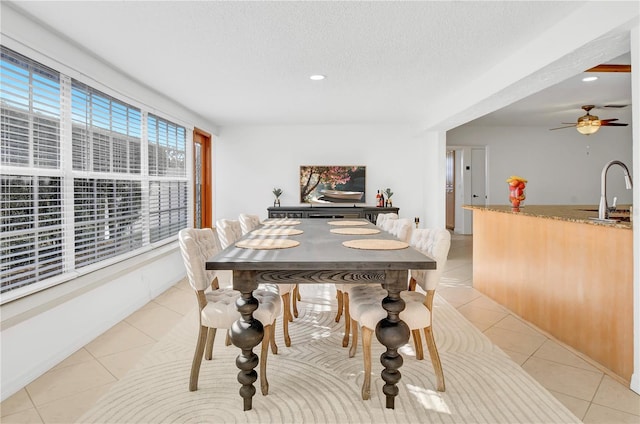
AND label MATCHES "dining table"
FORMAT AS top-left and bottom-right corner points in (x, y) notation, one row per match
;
(205, 217), (436, 411)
